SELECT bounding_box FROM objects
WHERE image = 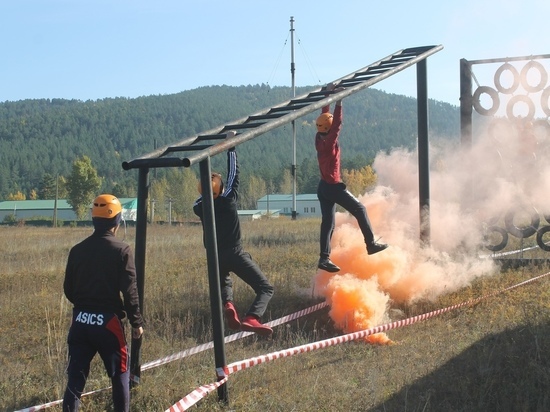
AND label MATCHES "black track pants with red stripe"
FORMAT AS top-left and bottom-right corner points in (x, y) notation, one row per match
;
(62, 309), (129, 412)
